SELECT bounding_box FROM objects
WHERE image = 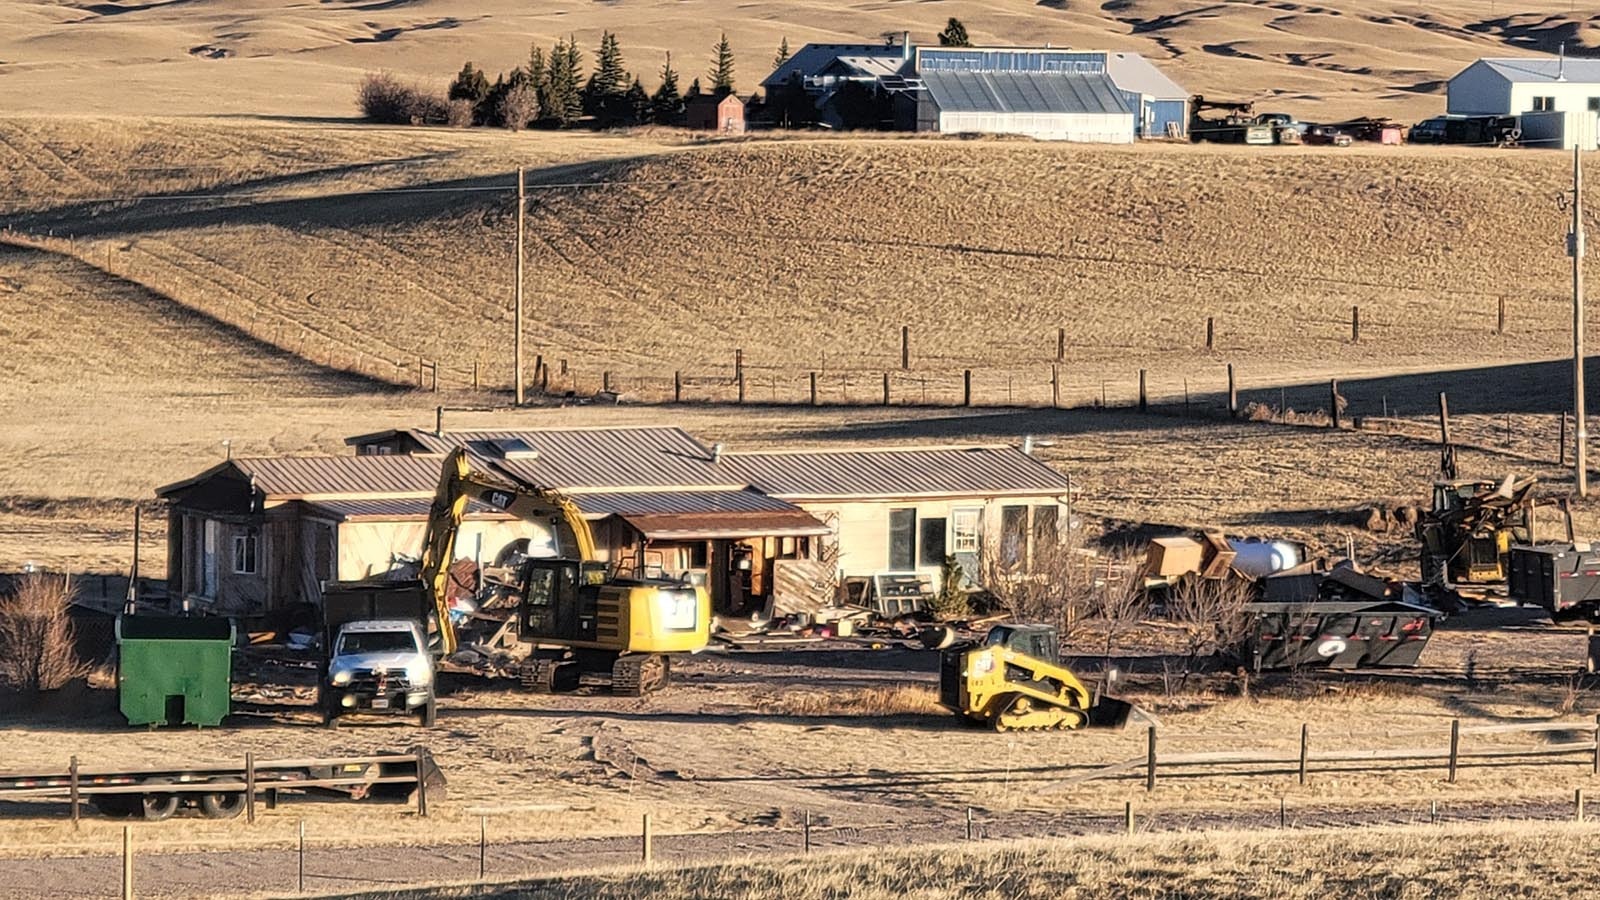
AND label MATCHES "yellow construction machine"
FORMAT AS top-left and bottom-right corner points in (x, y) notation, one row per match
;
(420, 448), (710, 695)
(939, 624), (1133, 732)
